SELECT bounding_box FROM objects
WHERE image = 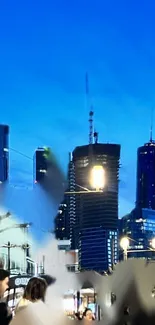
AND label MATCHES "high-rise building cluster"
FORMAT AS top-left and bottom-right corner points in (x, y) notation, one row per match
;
(55, 115), (155, 269)
(0, 125), (51, 275)
(1, 114), (155, 274)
